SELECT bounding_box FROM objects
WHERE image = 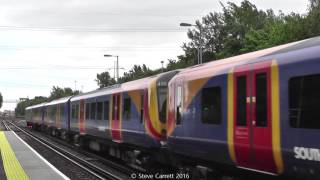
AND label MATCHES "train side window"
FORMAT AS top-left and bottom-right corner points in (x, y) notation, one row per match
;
(112, 96), (116, 120)
(236, 76), (247, 126)
(47, 107), (51, 119)
(256, 73), (267, 127)
(85, 103), (90, 119)
(176, 86), (182, 125)
(71, 105), (76, 119)
(60, 105), (65, 118)
(289, 74), (320, 129)
(51, 106), (57, 119)
(201, 87), (221, 124)
(123, 98), (131, 120)
(90, 102), (96, 119)
(103, 101), (109, 121)
(97, 102), (103, 120)
(75, 104), (79, 119)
